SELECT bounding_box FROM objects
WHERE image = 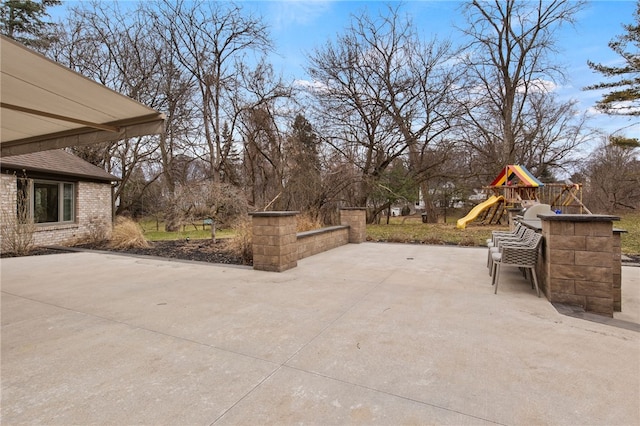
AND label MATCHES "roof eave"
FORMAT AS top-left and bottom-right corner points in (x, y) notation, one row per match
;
(1, 114), (165, 157)
(1, 165), (119, 182)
